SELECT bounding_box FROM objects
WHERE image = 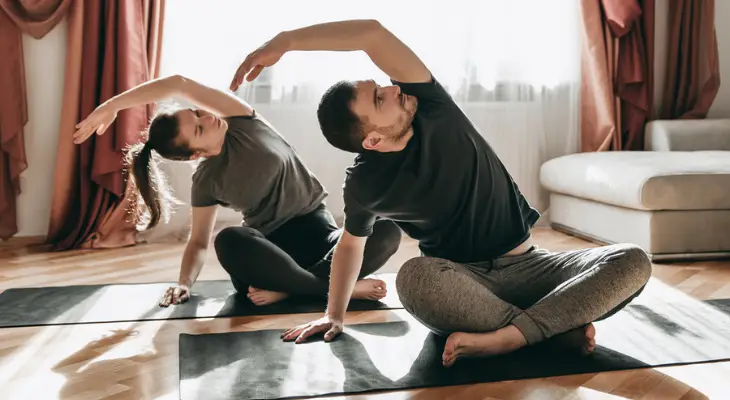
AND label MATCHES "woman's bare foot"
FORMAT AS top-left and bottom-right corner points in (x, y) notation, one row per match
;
(441, 325), (528, 367)
(247, 279), (386, 305)
(547, 323), (596, 355)
(351, 278), (387, 301)
(247, 286), (289, 306)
